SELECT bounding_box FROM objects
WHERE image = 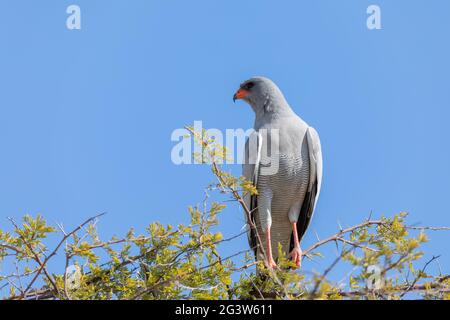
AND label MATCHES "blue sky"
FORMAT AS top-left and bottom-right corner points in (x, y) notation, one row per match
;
(1, 0), (449, 290)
